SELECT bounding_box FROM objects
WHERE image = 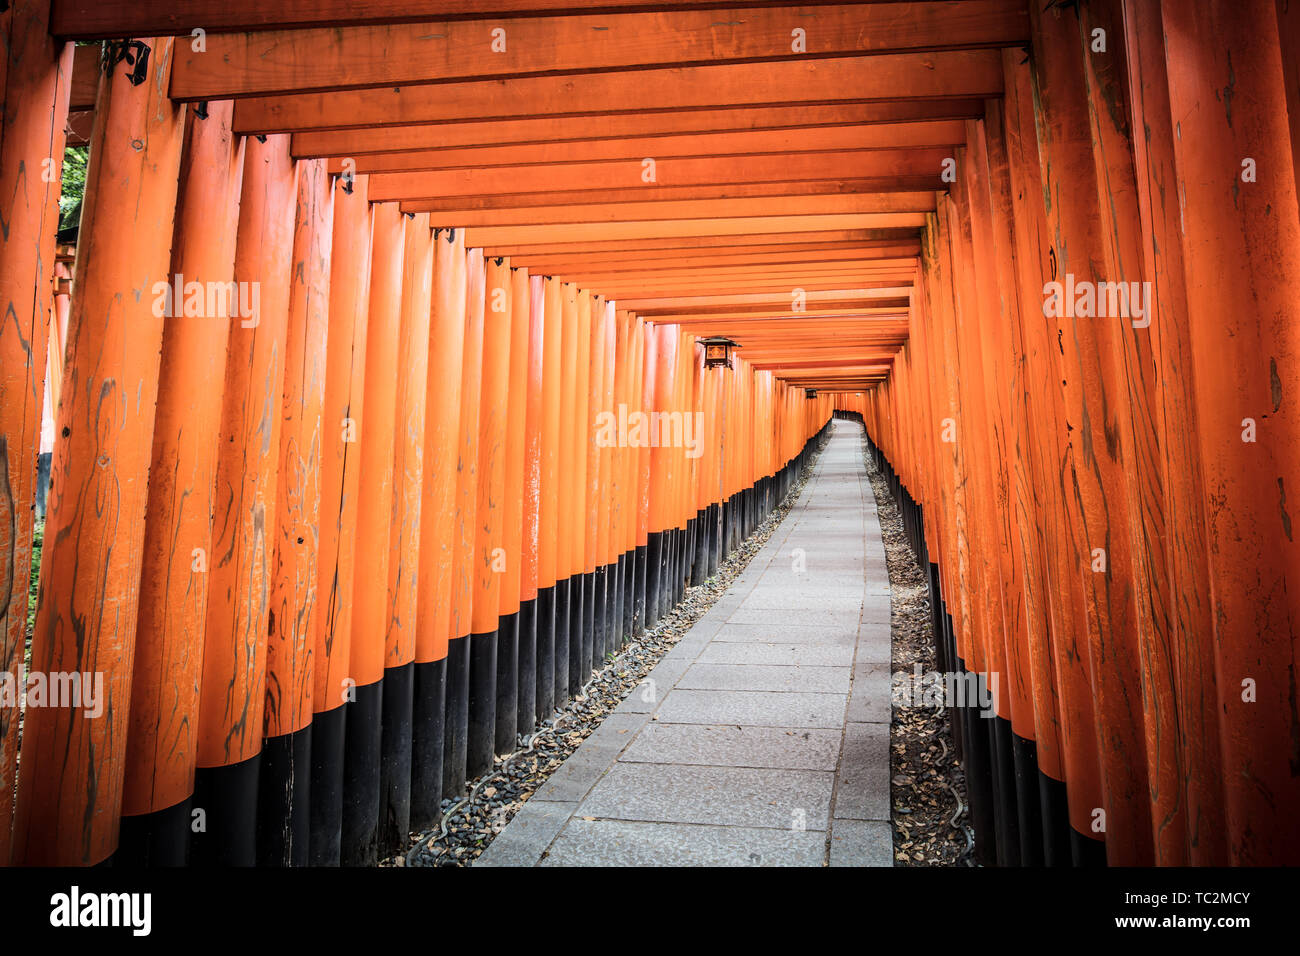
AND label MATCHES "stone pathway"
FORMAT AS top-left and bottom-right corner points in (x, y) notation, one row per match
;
(477, 419), (892, 866)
